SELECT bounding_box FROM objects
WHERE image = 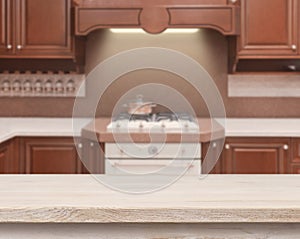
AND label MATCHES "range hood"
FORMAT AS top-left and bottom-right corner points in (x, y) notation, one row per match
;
(73, 0), (240, 35)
